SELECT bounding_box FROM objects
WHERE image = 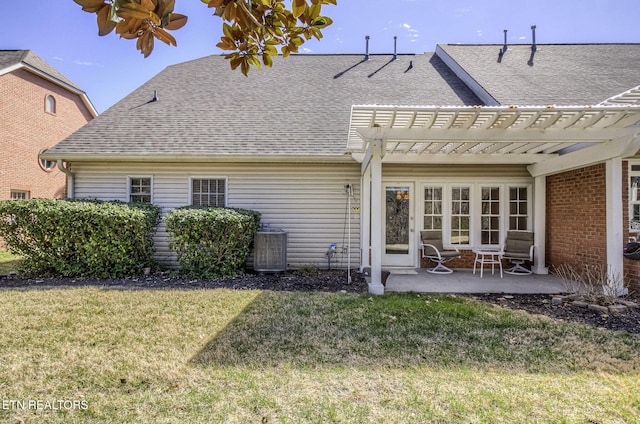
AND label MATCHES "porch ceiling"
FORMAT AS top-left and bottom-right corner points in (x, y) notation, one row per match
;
(347, 105), (640, 169)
